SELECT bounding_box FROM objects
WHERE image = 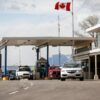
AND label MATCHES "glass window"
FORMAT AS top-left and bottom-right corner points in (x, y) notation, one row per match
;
(19, 66), (31, 72)
(63, 63), (81, 68)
